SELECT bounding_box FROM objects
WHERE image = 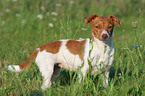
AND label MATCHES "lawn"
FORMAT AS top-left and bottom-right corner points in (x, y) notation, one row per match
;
(0, 0), (145, 95)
